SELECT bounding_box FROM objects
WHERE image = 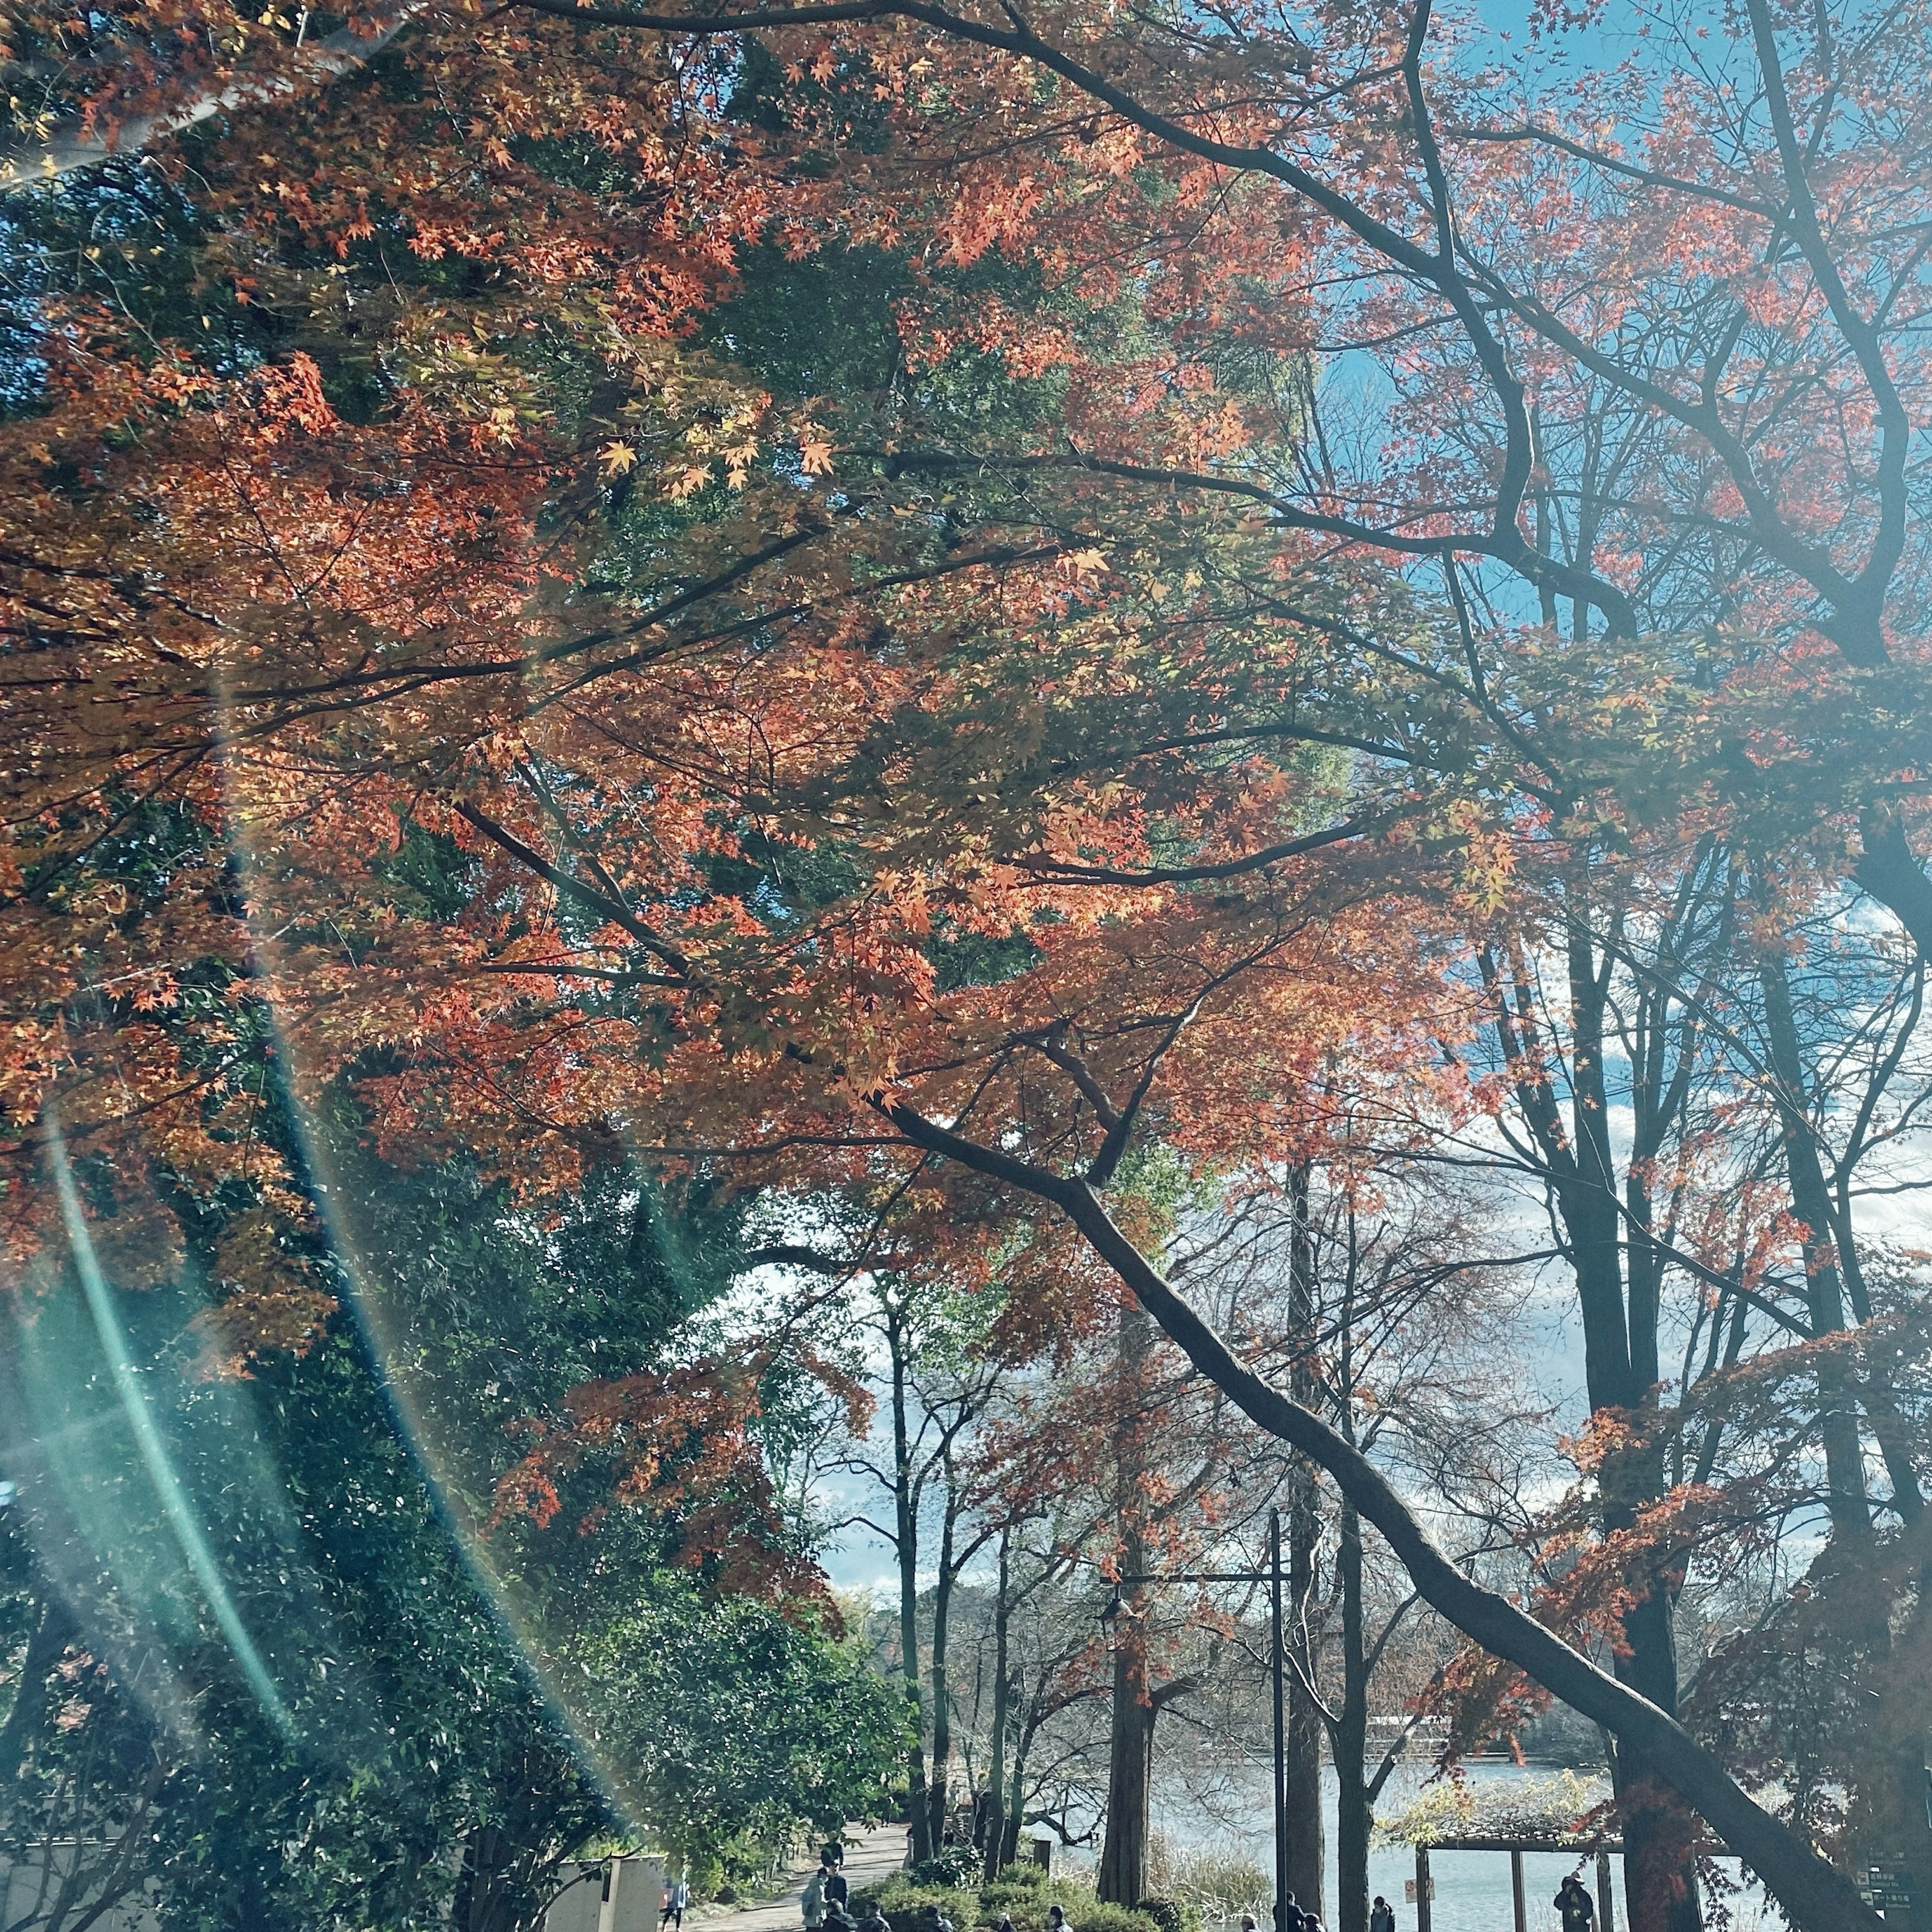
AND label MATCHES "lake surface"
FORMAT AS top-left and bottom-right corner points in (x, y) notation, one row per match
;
(1144, 1758), (1785, 1932)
